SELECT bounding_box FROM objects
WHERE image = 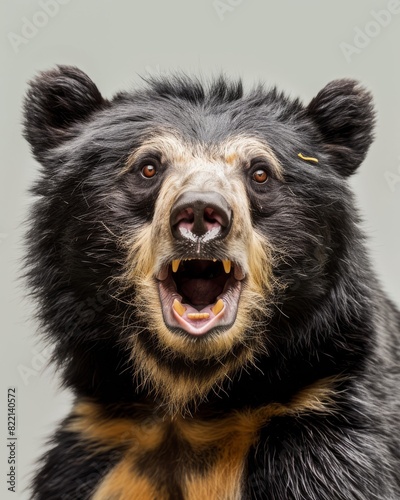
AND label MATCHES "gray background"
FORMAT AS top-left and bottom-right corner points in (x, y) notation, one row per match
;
(1, 0), (400, 498)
